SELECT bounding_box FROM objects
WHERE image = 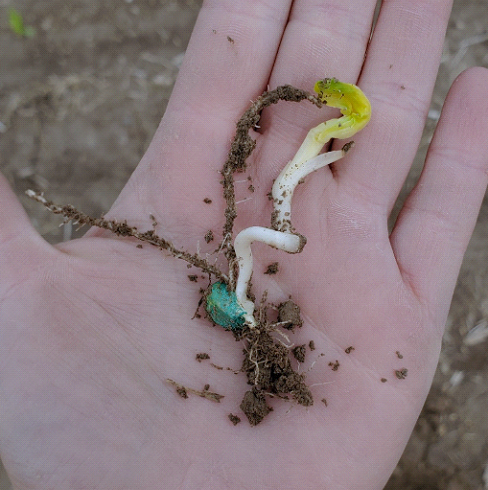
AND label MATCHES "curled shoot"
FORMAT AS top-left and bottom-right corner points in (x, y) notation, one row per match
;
(207, 79), (371, 328)
(272, 78), (371, 232)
